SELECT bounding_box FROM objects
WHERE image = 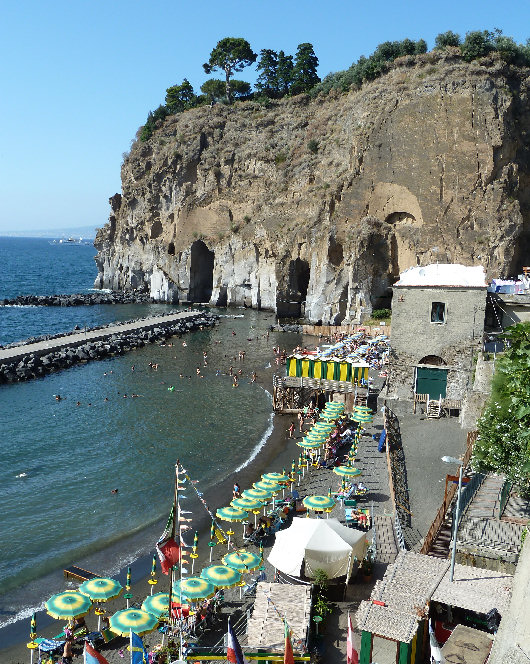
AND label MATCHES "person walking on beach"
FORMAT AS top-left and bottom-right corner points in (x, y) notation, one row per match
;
(233, 481), (241, 498)
(288, 422), (295, 438)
